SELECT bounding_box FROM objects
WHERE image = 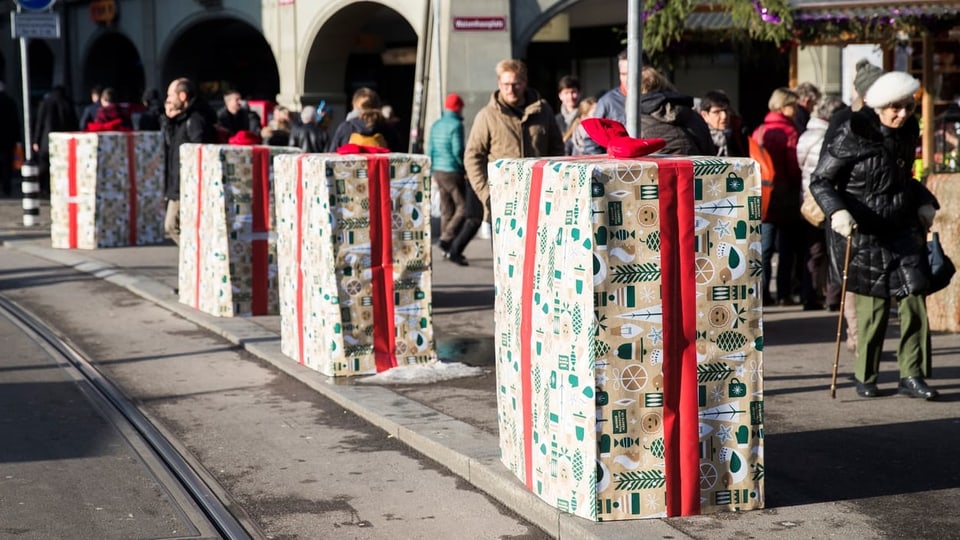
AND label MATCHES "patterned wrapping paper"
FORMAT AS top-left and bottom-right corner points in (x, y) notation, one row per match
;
(274, 153), (436, 377)
(489, 156), (764, 521)
(177, 144), (301, 317)
(49, 132), (165, 249)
